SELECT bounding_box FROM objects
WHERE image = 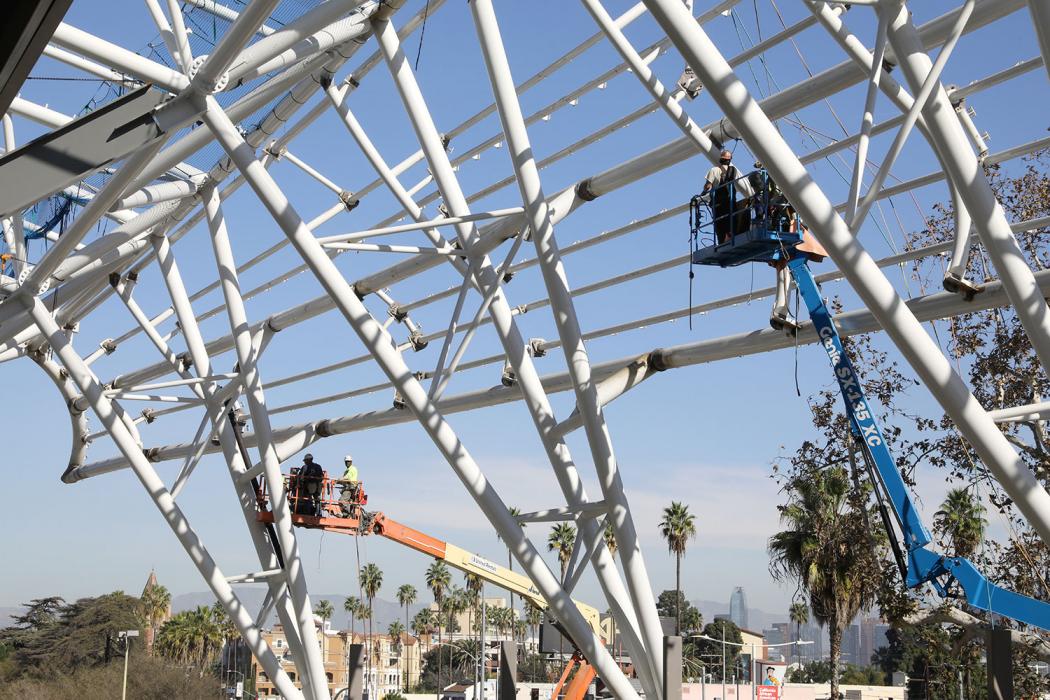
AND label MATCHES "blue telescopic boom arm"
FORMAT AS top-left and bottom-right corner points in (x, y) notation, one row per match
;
(787, 256), (1050, 631)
